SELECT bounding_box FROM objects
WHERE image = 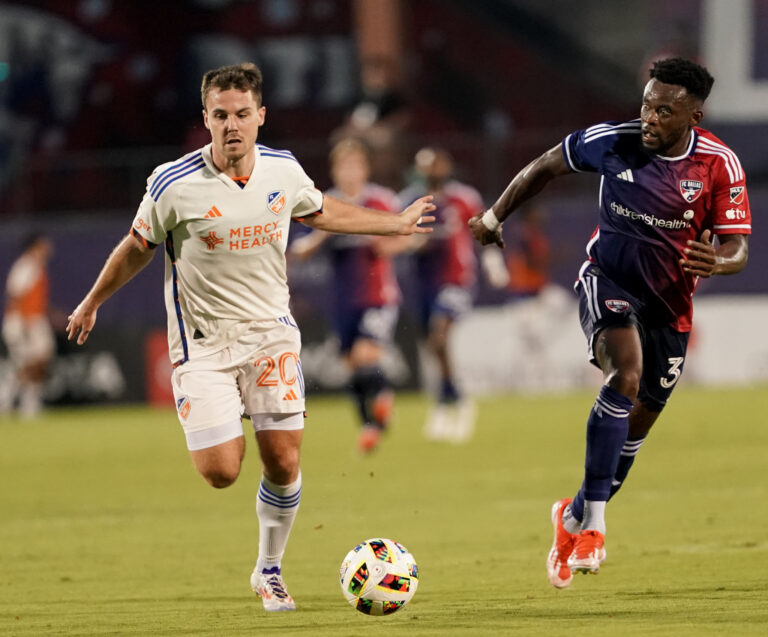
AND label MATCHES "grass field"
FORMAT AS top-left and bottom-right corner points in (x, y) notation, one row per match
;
(1, 385), (767, 636)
